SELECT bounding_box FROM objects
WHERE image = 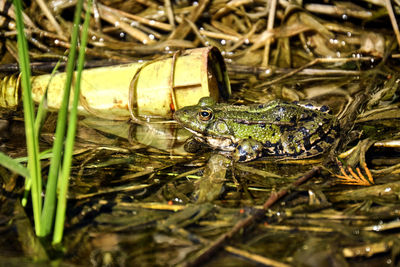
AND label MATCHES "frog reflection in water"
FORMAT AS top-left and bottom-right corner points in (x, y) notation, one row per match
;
(173, 97), (339, 162)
